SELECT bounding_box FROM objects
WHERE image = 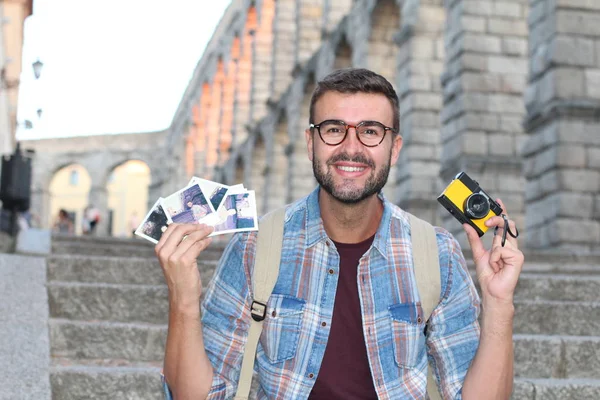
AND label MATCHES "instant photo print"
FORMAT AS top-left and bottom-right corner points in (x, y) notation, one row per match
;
(134, 198), (172, 244)
(161, 183), (218, 226)
(210, 190), (259, 236)
(437, 172), (502, 237)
